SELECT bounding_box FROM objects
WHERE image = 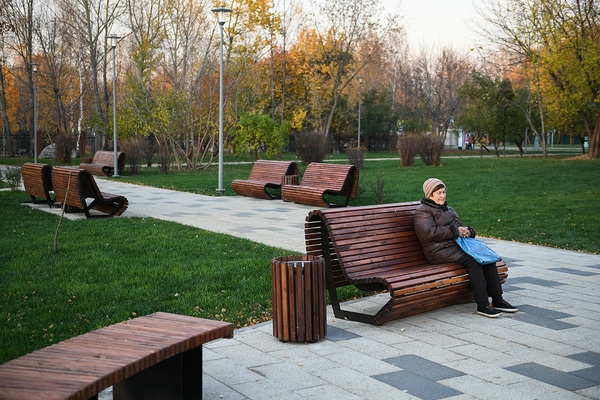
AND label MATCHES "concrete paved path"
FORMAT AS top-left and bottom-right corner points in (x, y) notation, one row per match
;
(18, 176), (600, 399)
